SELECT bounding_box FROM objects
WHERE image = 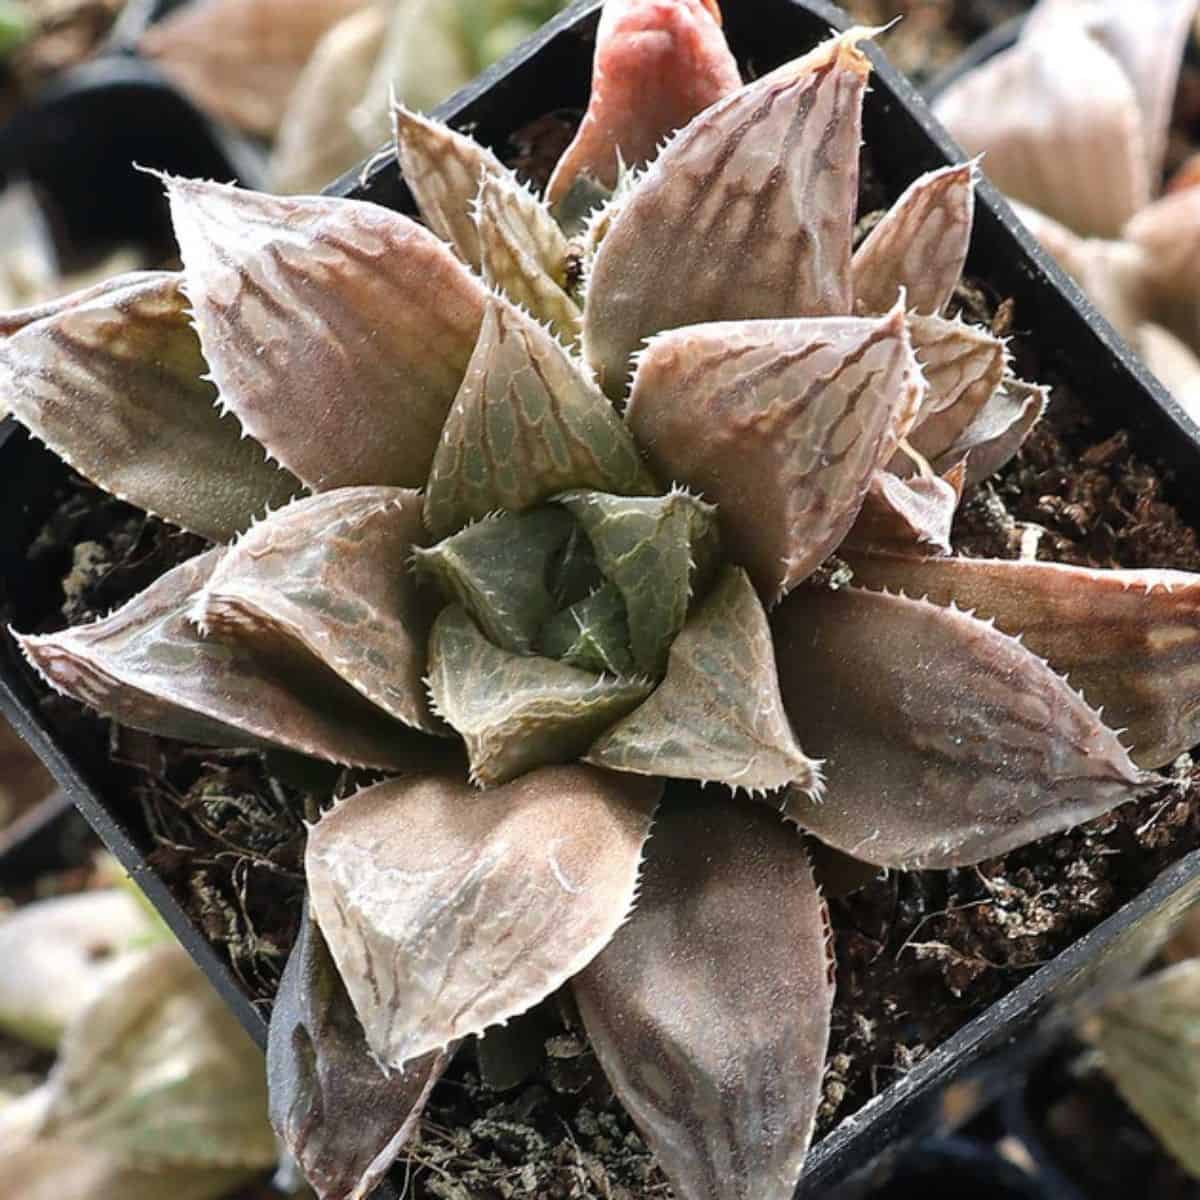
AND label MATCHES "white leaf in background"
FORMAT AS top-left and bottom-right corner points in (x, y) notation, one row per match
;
(0, 889), (153, 1050)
